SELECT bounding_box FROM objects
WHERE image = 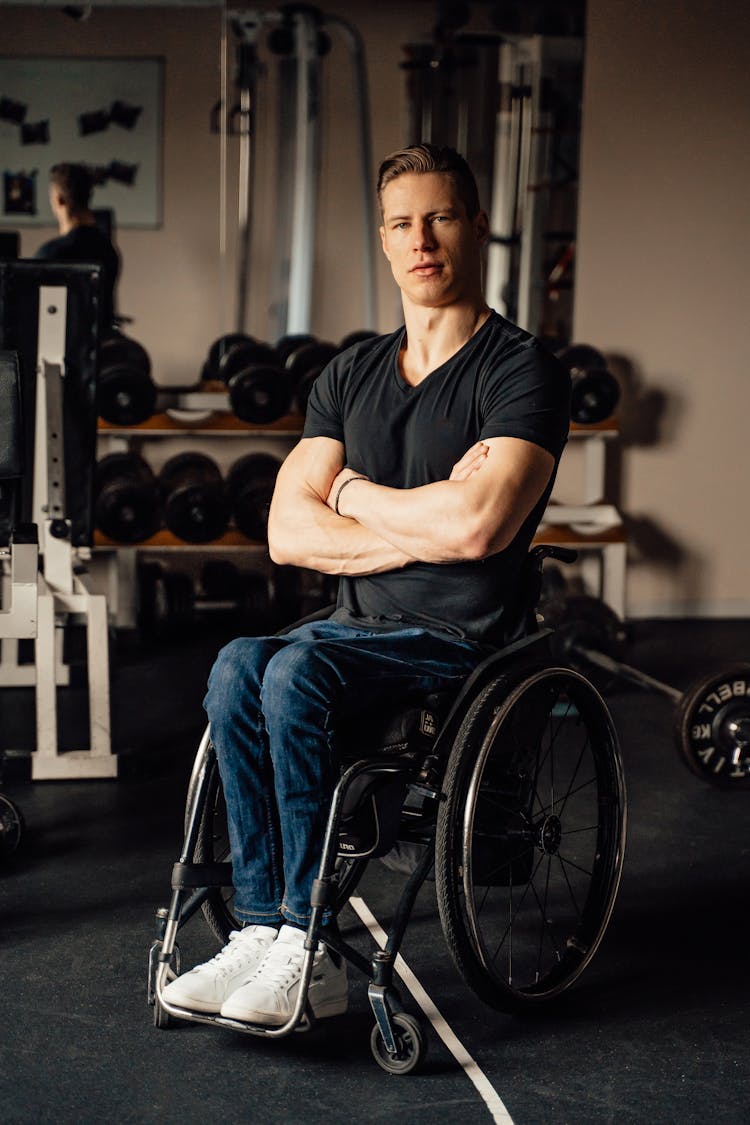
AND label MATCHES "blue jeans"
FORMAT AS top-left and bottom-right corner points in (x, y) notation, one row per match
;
(203, 619), (483, 927)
